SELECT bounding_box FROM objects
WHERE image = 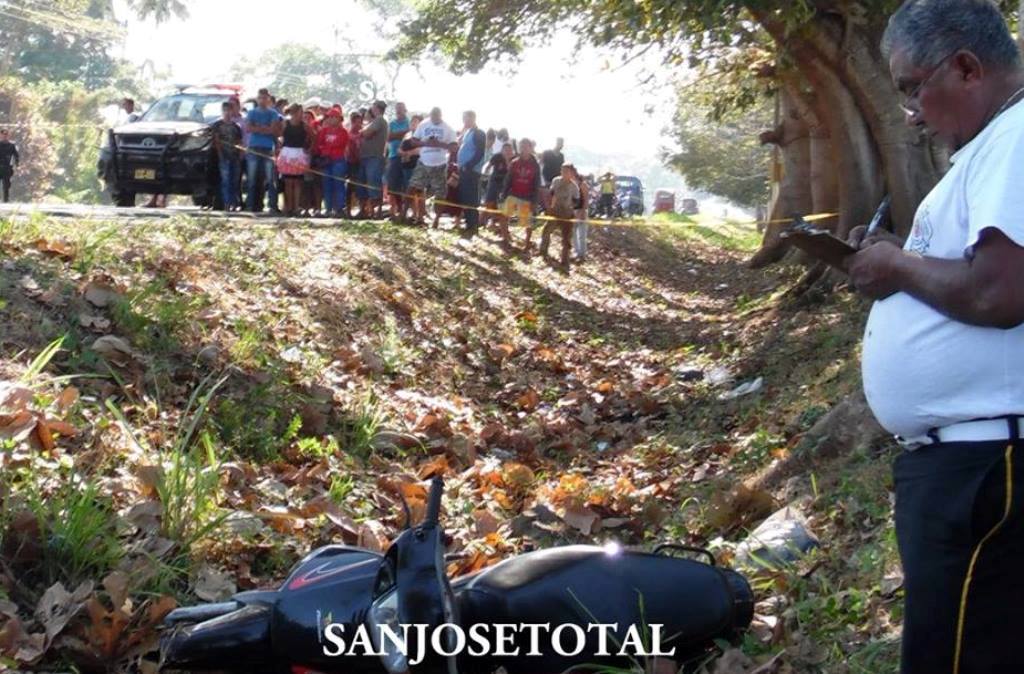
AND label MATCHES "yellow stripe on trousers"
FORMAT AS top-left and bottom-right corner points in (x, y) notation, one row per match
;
(953, 444), (1014, 674)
